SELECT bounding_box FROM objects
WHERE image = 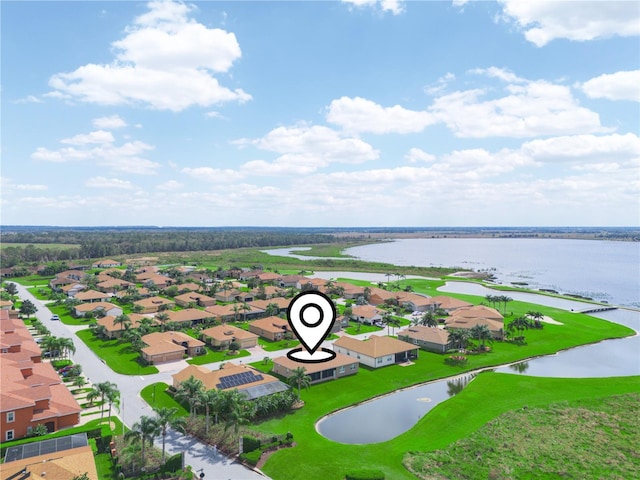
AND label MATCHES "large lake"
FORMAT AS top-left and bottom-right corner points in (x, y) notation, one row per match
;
(344, 238), (640, 307)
